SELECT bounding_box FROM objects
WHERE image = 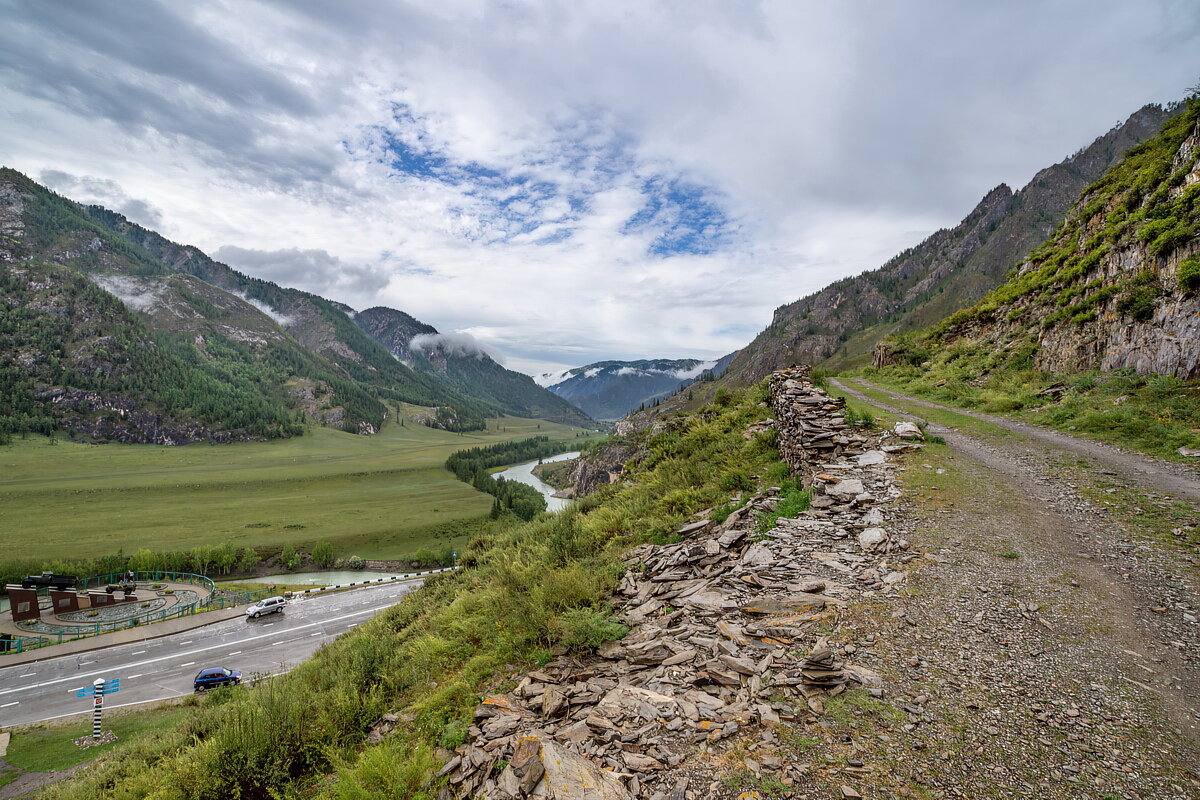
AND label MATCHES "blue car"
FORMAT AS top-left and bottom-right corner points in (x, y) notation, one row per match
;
(194, 667), (242, 692)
